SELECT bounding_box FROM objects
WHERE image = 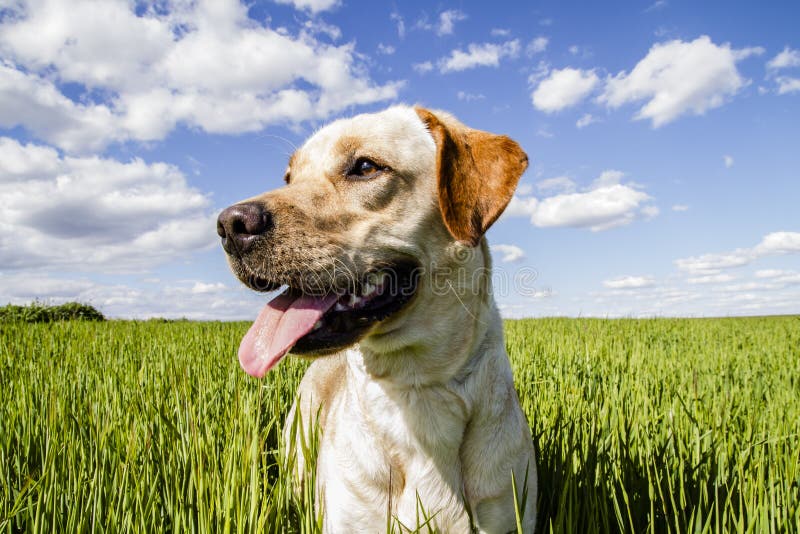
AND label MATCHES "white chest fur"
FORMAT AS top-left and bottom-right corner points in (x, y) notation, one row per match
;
(316, 348), (475, 532)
